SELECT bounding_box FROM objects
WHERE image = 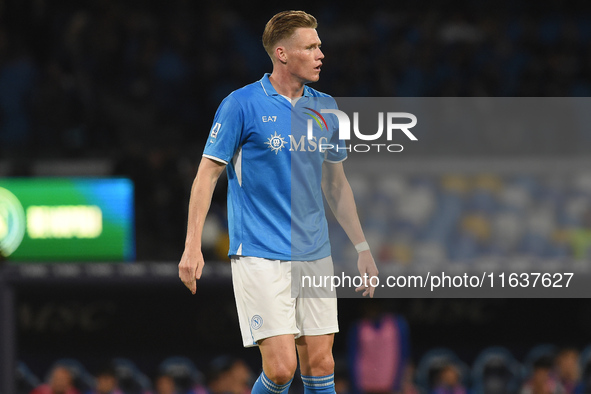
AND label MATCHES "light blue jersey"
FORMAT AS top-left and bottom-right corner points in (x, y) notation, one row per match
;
(203, 73), (346, 260)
